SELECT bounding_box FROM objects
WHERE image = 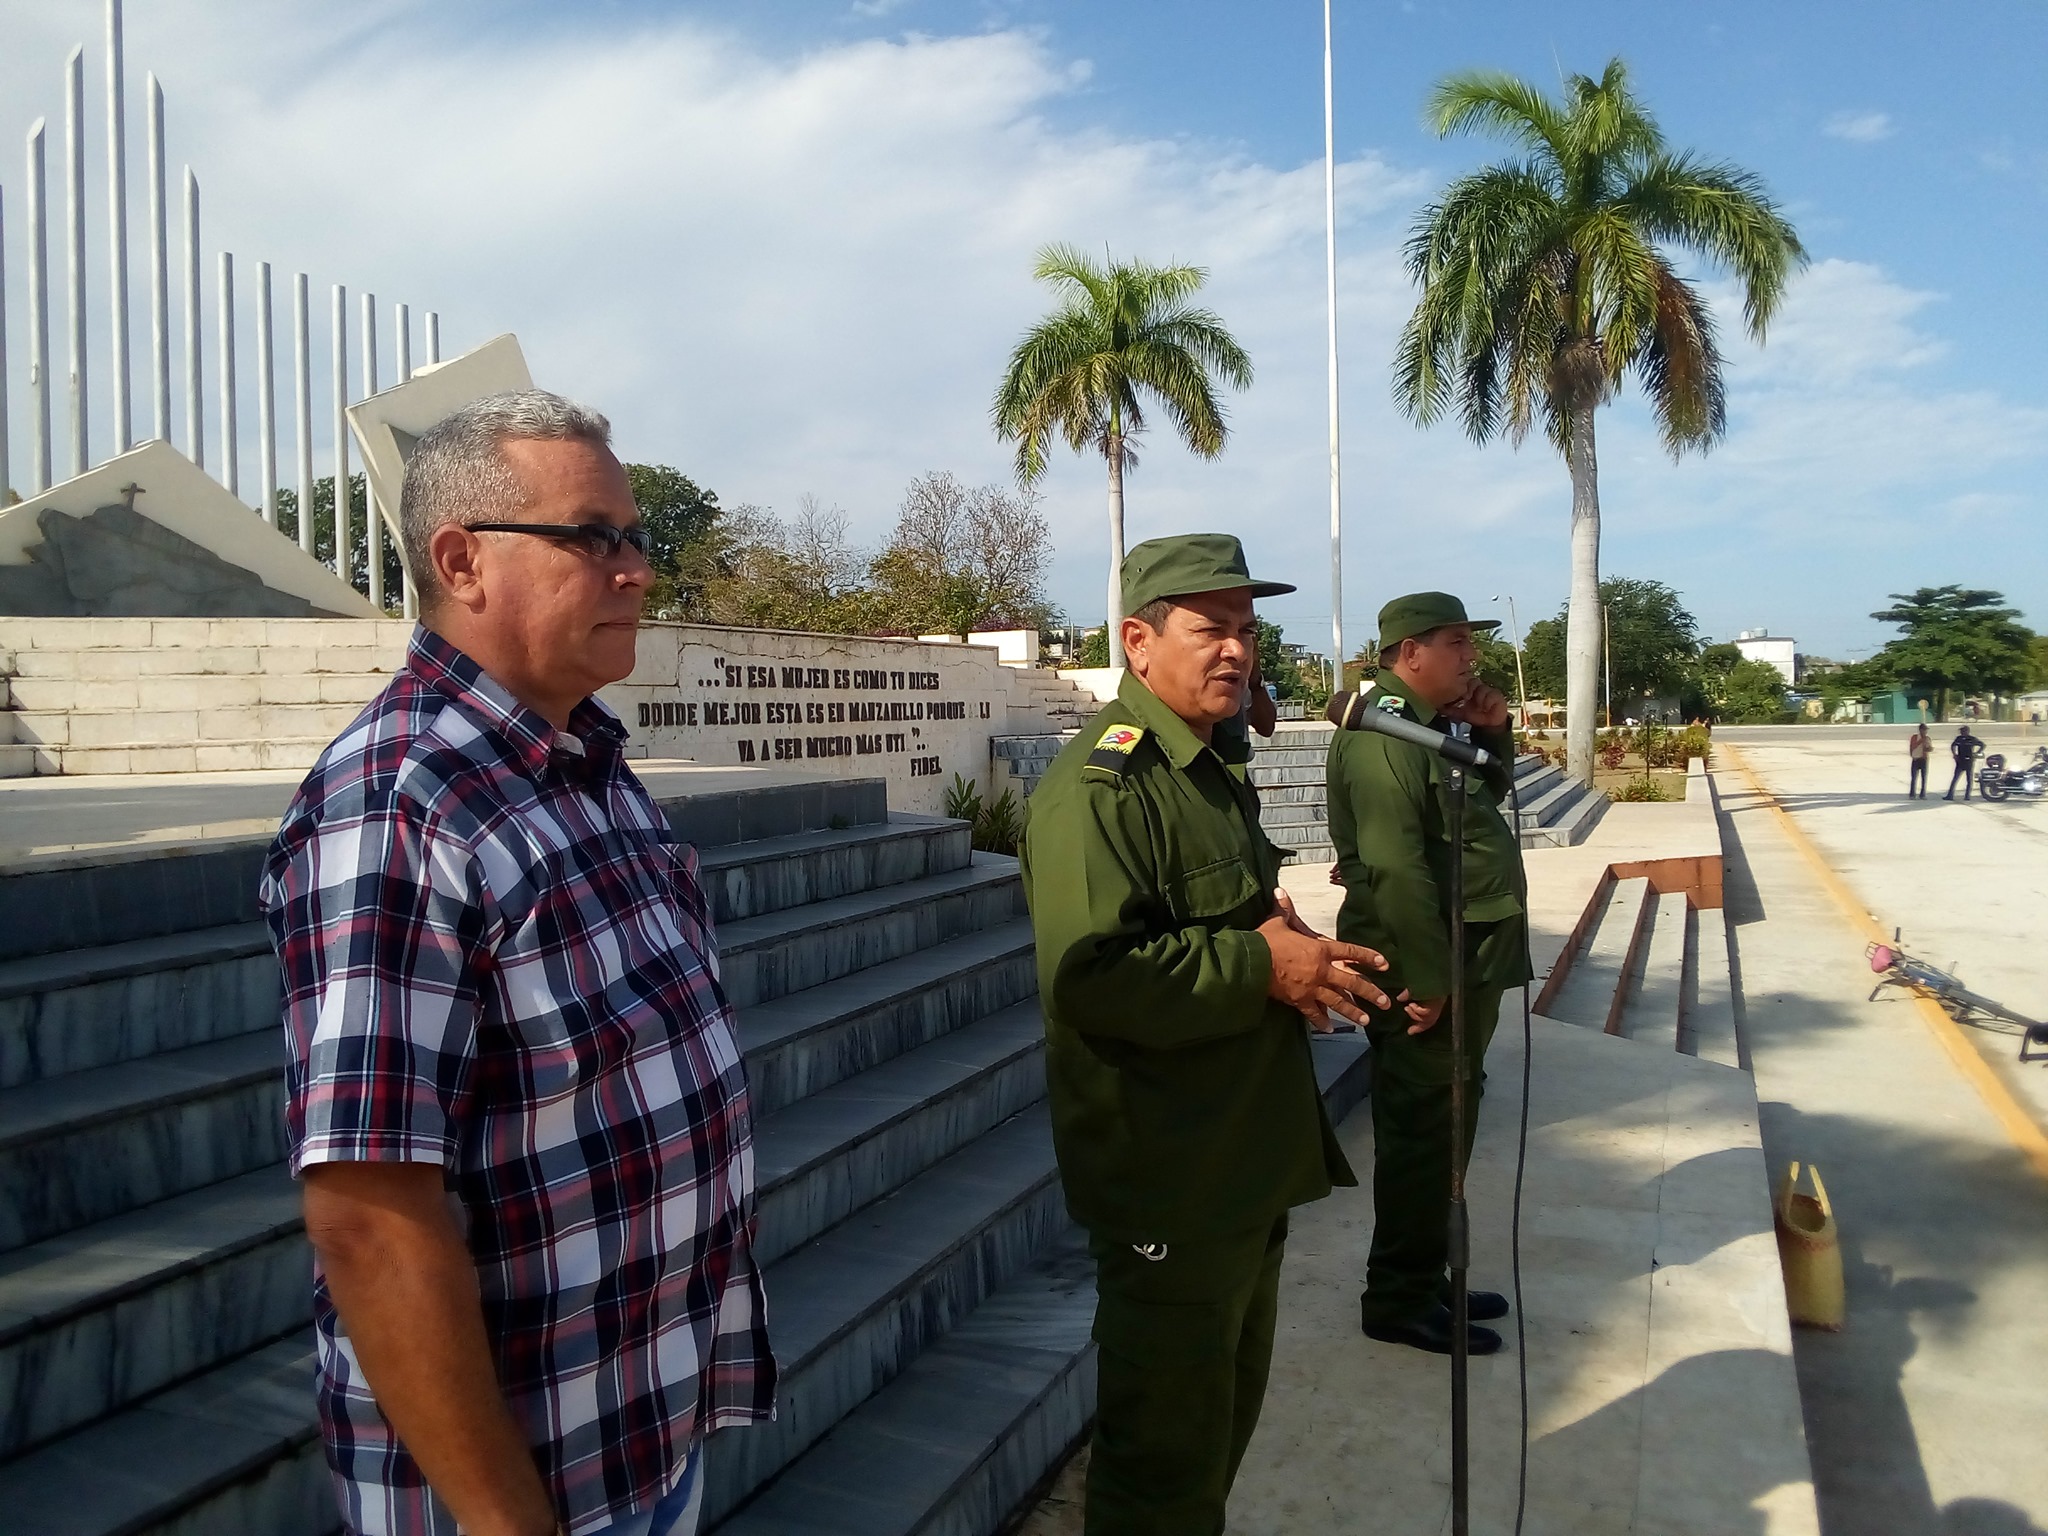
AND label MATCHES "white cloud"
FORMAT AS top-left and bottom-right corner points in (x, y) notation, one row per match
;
(1823, 110), (1894, 143)
(0, 3), (2040, 656)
